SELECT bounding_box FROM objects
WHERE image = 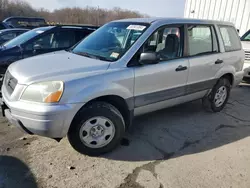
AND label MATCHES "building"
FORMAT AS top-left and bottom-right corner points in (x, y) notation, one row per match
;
(184, 0), (250, 36)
